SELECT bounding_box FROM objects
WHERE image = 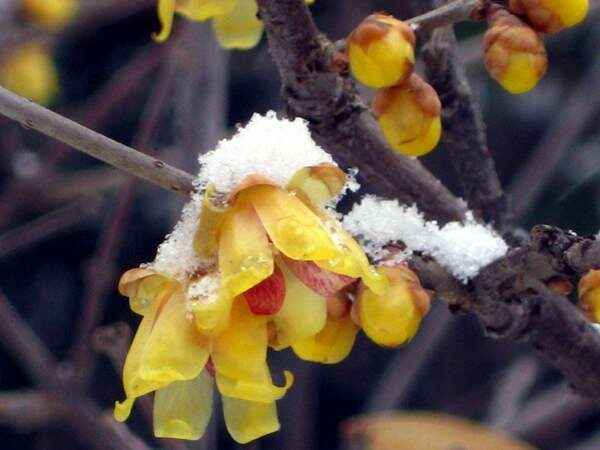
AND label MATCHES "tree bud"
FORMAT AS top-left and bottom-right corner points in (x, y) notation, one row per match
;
(509, 0), (588, 34)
